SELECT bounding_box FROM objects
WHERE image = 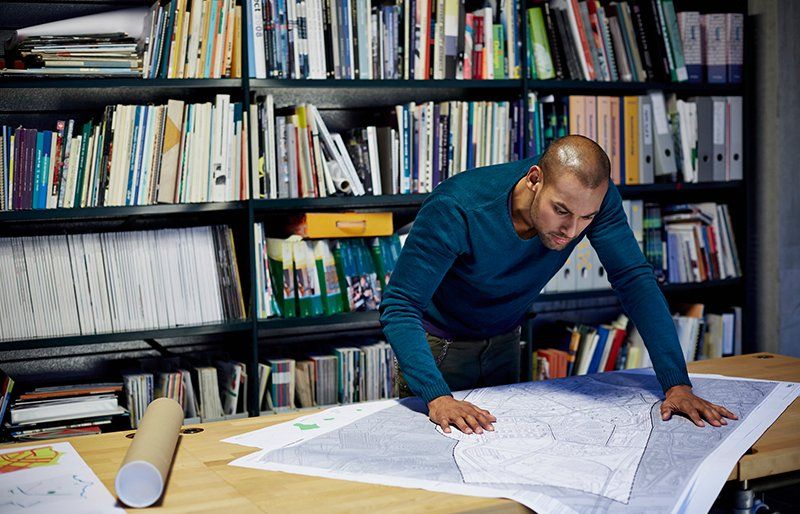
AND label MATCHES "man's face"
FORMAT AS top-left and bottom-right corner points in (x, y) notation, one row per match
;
(530, 170), (607, 251)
